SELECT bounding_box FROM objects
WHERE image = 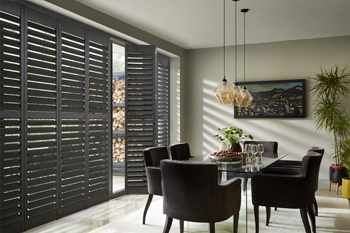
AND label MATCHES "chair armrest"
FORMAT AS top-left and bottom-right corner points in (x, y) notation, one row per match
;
(272, 160), (302, 167)
(251, 174), (311, 208)
(216, 178), (242, 215)
(146, 167), (162, 196)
